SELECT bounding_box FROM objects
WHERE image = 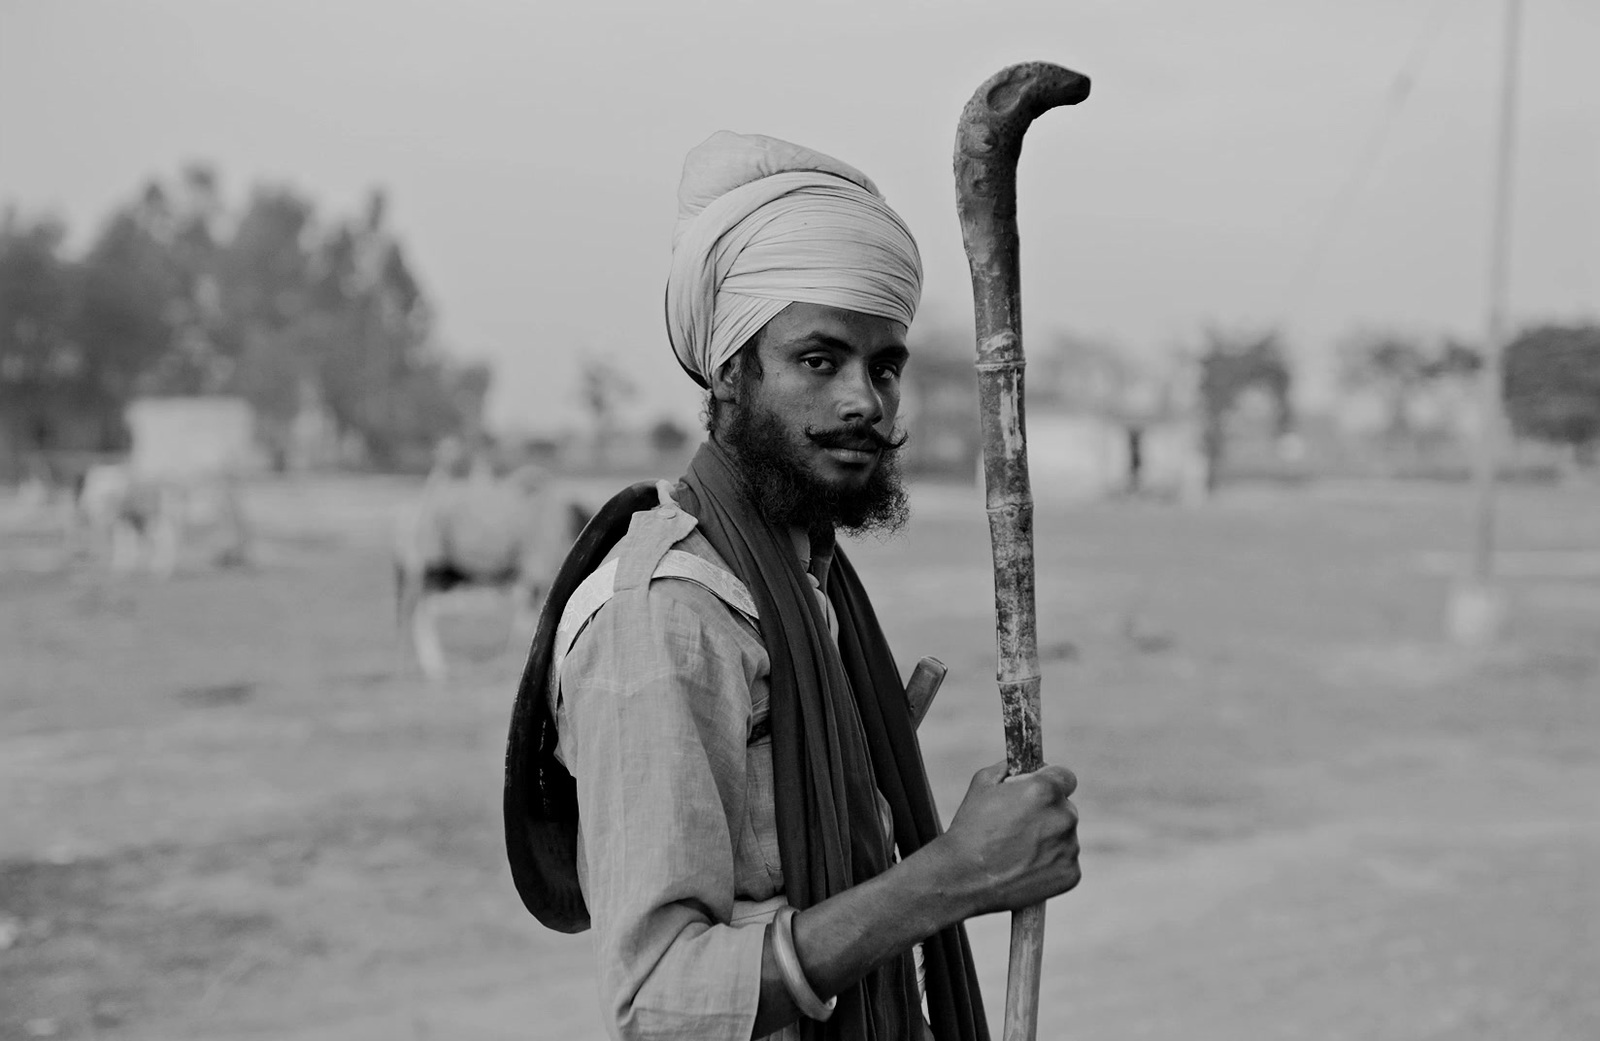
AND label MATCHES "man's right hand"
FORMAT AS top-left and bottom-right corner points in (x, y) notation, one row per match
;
(933, 760), (1081, 916)
(752, 759), (1079, 1036)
